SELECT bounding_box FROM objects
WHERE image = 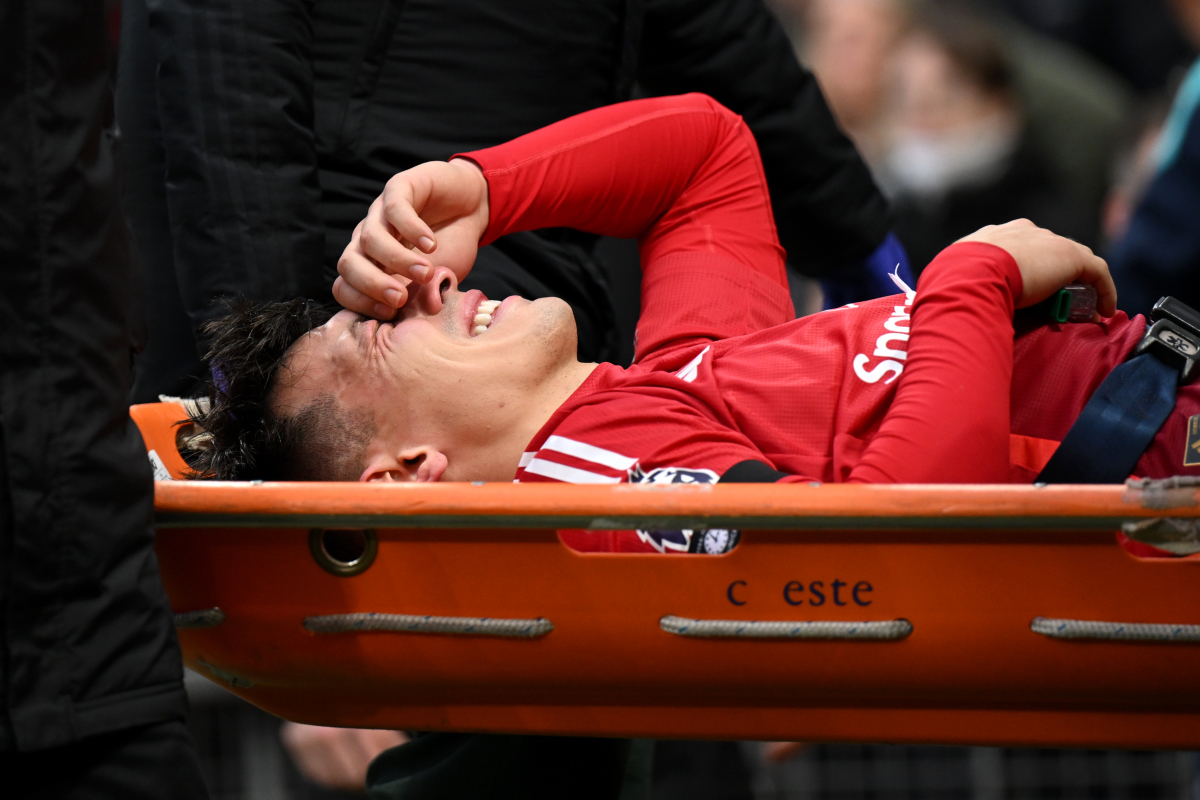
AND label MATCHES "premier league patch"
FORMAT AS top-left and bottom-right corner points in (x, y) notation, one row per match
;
(1185, 415), (1200, 466)
(629, 465), (721, 486)
(629, 465), (740, 554)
